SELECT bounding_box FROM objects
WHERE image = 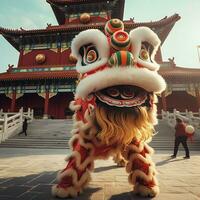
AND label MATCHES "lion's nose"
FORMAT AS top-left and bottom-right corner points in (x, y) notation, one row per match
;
(108, 51), (135, 67)
(108, 28), (135, 67)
